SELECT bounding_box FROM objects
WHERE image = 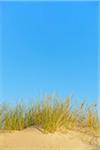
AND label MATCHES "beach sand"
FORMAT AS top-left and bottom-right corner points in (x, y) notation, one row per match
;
(0, 127), (100, 150)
